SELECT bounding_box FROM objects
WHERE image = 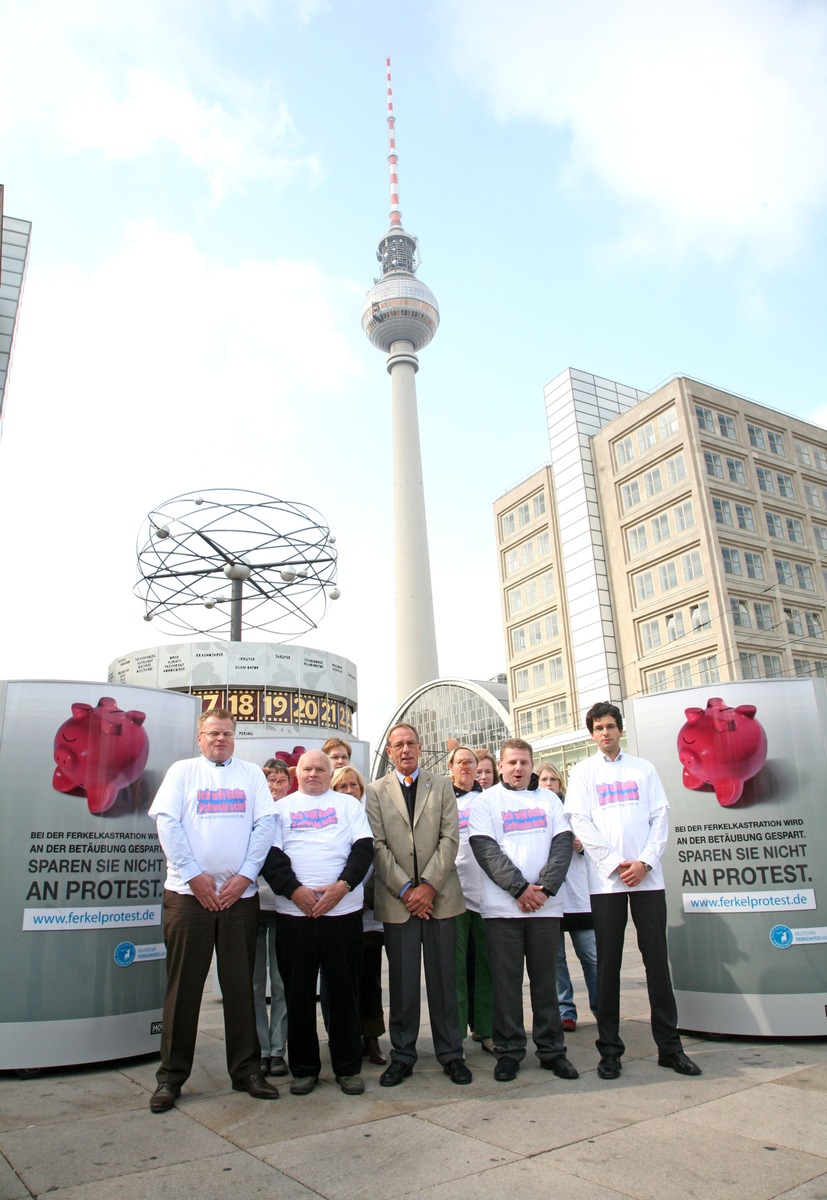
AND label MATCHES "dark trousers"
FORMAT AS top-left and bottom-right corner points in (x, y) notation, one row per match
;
(360, 931), (386, 1038)
(591, 889), (682, 1059)
(484, 916), (565, 1063)
(276, 911), (363, 1078)
(383, 915), (462, 1066)
(157, 890), (259, 1088)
